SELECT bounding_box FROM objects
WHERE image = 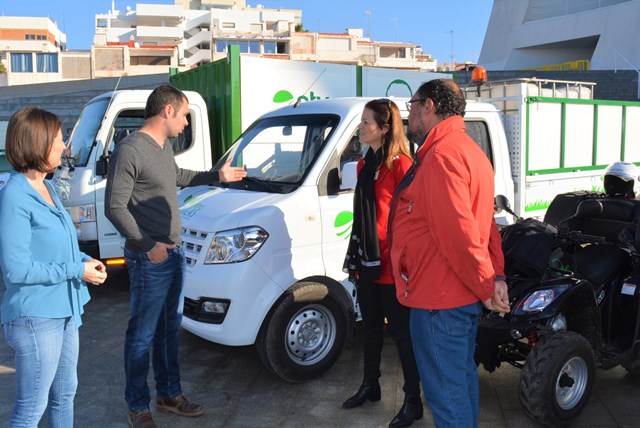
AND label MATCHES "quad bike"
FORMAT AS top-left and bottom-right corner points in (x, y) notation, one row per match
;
(476, 193), (640, 426)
